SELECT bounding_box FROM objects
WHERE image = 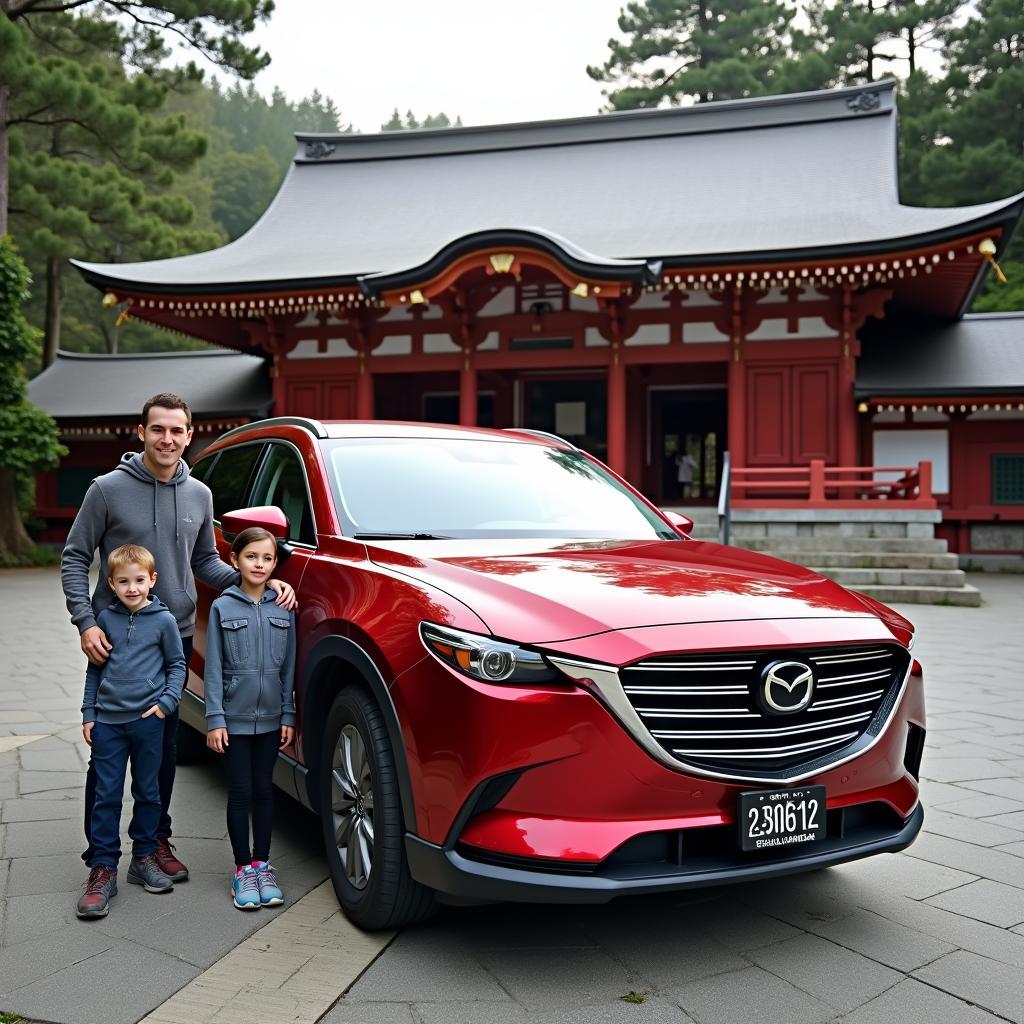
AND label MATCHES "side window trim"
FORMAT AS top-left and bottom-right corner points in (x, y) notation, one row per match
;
(249, 438), (319, 549)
